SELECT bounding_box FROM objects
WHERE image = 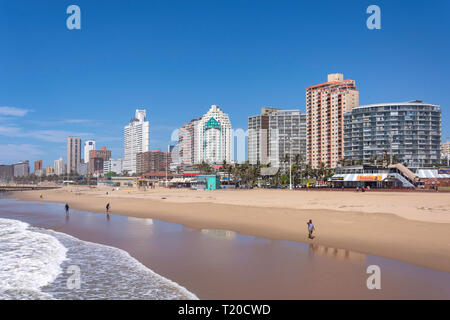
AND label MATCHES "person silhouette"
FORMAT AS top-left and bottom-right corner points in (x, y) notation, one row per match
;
(307, 219), (315, 239)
